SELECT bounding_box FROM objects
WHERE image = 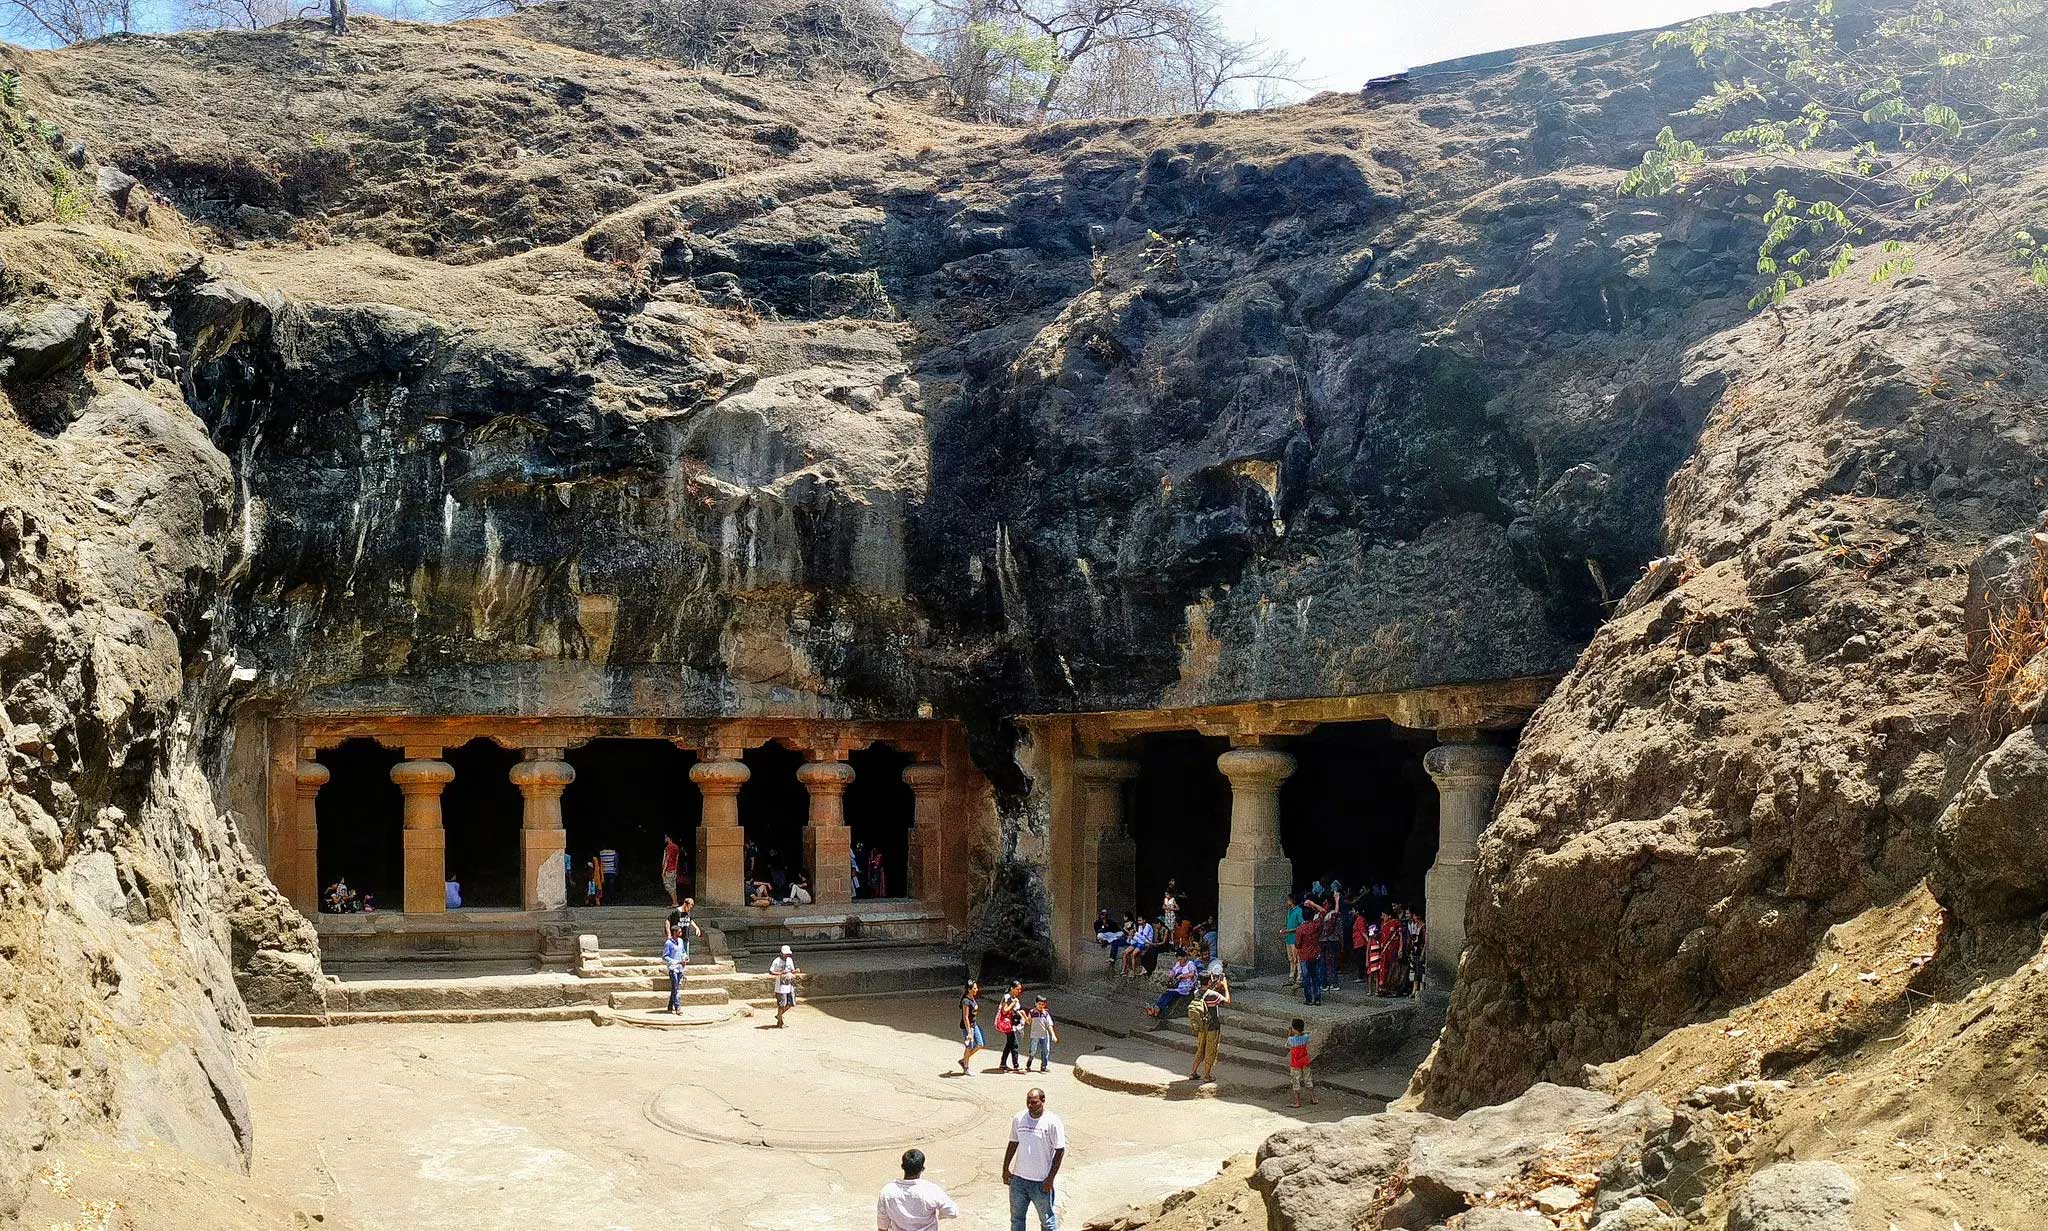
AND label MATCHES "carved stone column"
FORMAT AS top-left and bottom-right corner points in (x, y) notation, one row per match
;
(1423, 734), (1512, 983)
(691, 755), (750, 907)
(902, 762), (946, 903)
(1075, 756), (1139, 940)
(511, 749), (575, 911)
(287, 755), (329, 917)
(390, 749), (455, 914)
(1216, 743), (1296, 975)
(798, 757), (856, 904)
